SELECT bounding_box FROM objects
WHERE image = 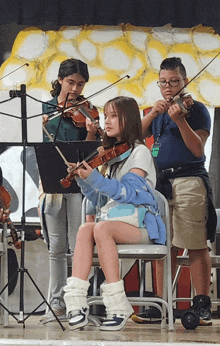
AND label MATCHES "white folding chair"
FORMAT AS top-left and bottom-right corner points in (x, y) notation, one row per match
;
(81, 190), (174, 331)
